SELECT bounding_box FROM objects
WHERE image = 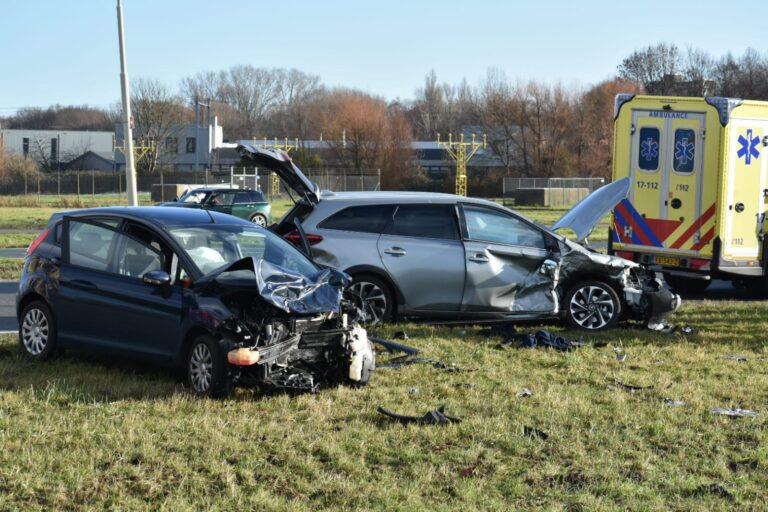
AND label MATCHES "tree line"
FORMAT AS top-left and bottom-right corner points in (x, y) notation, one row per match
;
(3, 44), (768, 184)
